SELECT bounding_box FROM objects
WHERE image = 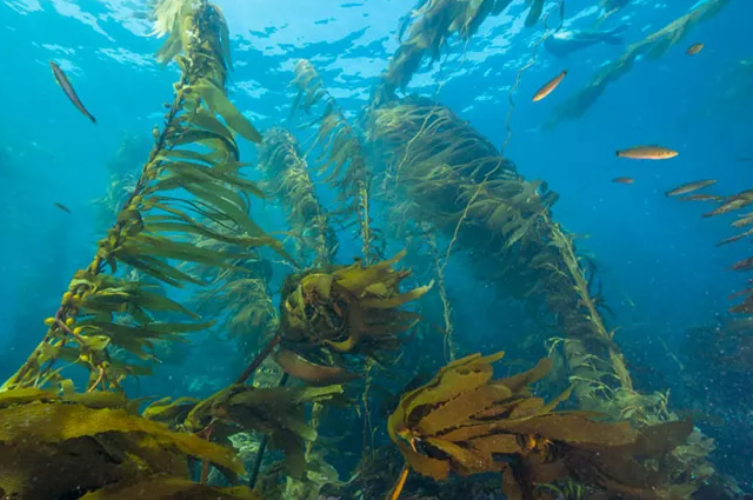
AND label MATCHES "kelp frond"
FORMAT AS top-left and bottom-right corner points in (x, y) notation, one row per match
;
(181, 383), (346, 480)
(388, 352), (694, 500)
(374, 0), (544, 106)
(259, 127), (338, 267)
(291, 59), (383, 263)
(280, 250), (432, 362)
(549, 0), (732, 126)
(1, 0), (281, 392)
(0, 387), (254, 498)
